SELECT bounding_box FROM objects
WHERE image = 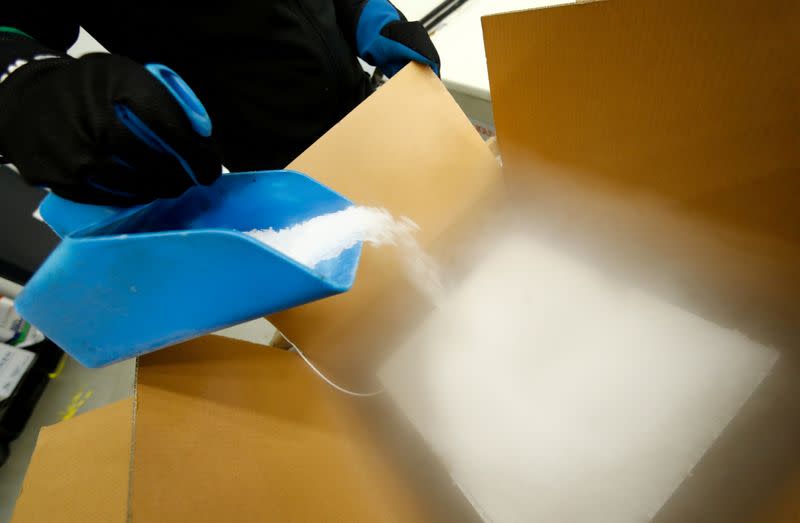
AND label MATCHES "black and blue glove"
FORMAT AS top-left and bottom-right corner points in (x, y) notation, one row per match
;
(345, 0), (440, 78)
(0, 34), (221, 205)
